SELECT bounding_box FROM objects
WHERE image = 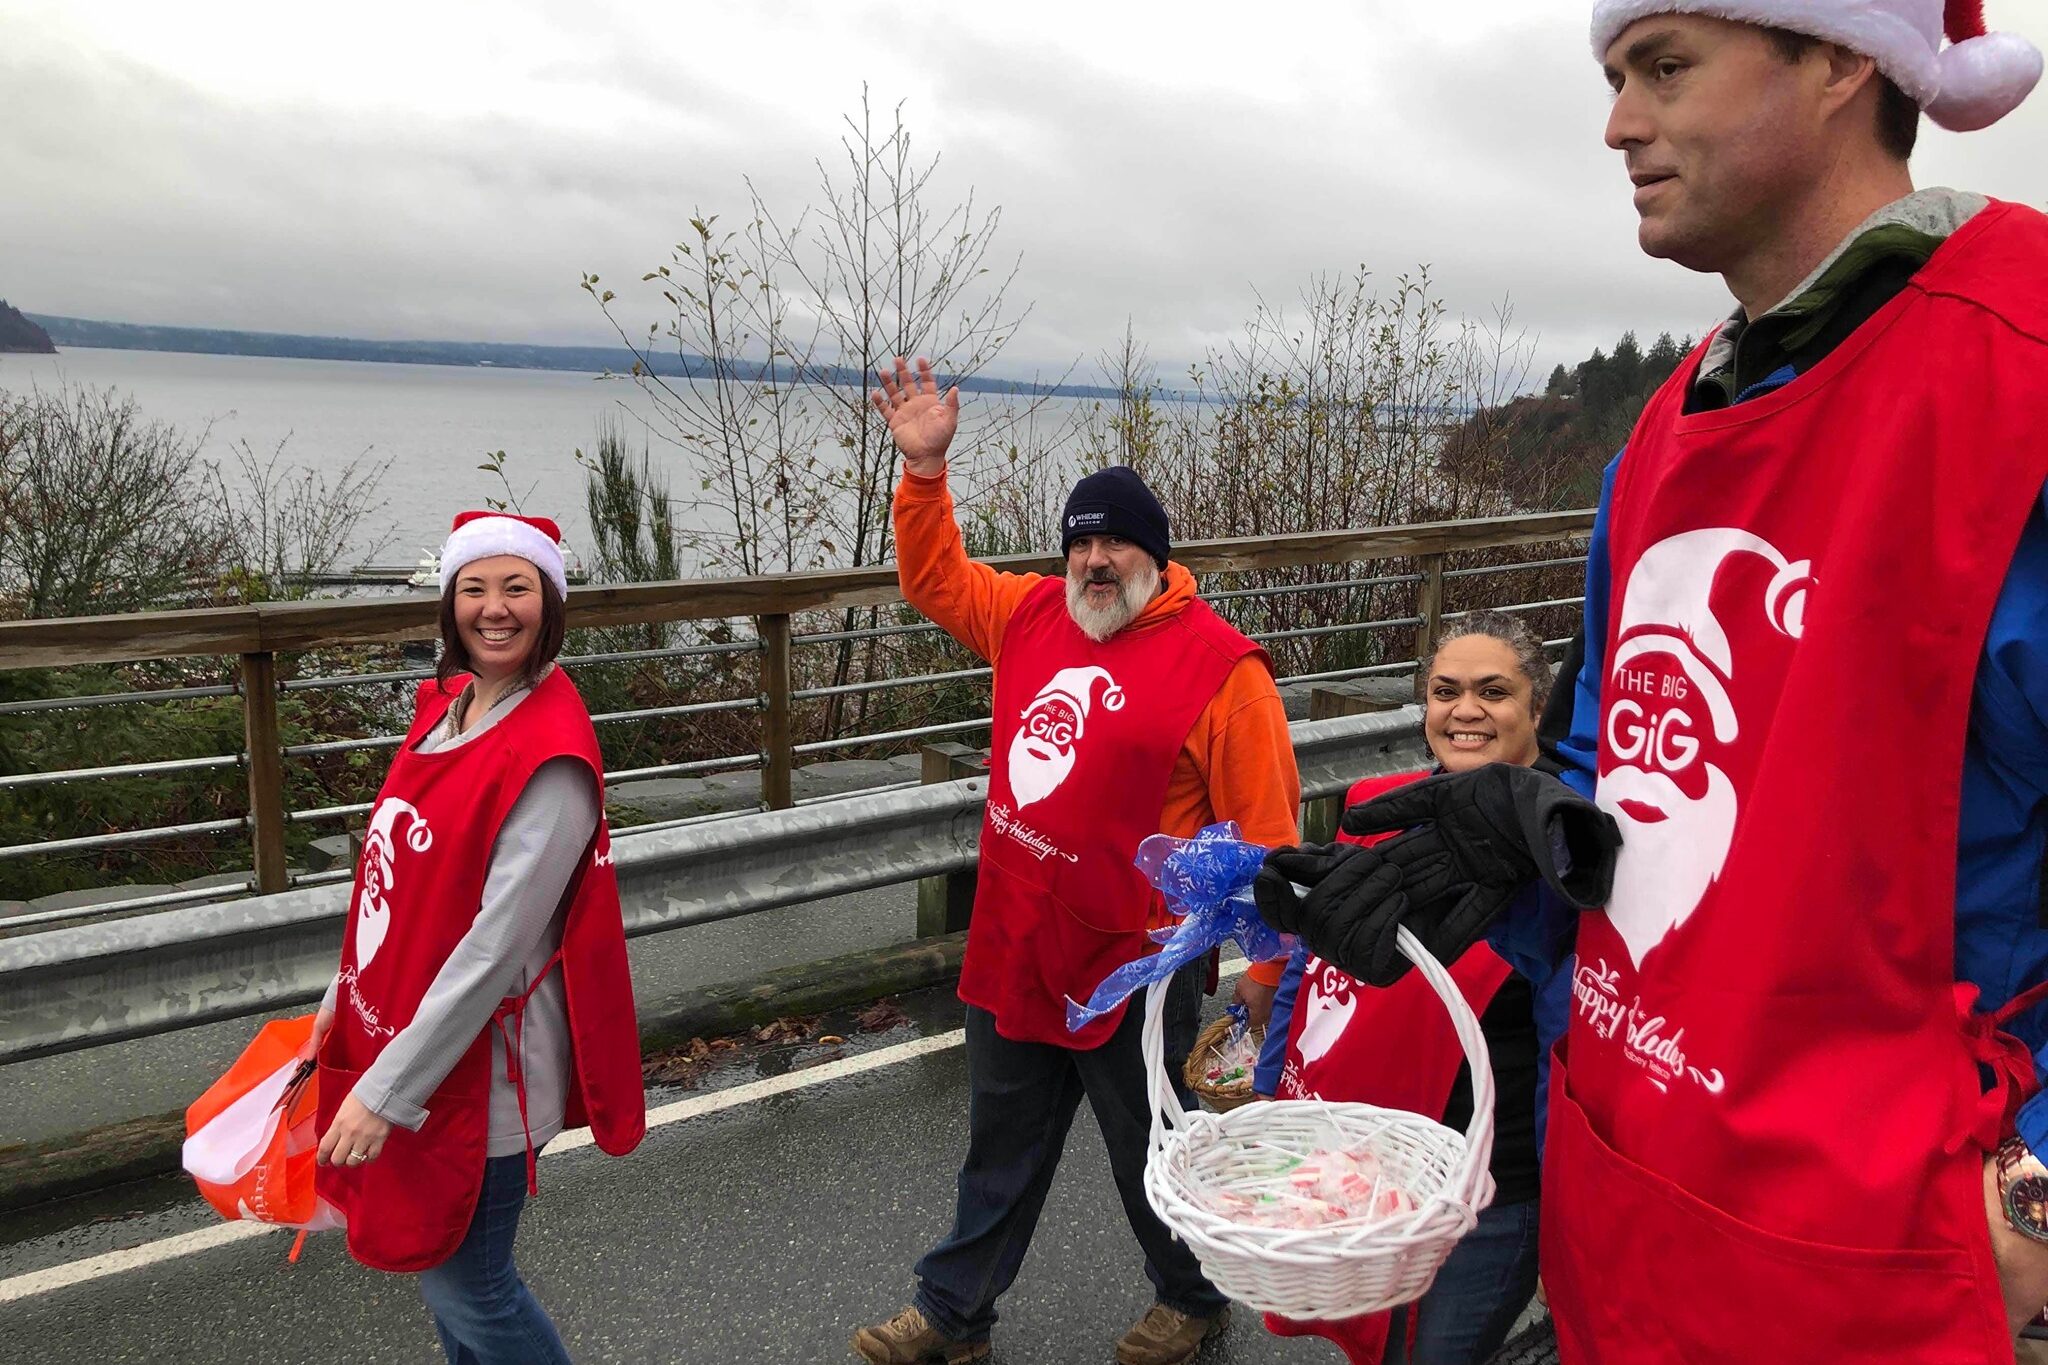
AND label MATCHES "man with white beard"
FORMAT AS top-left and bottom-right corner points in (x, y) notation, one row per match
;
(852, 357), (1301, 1365)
